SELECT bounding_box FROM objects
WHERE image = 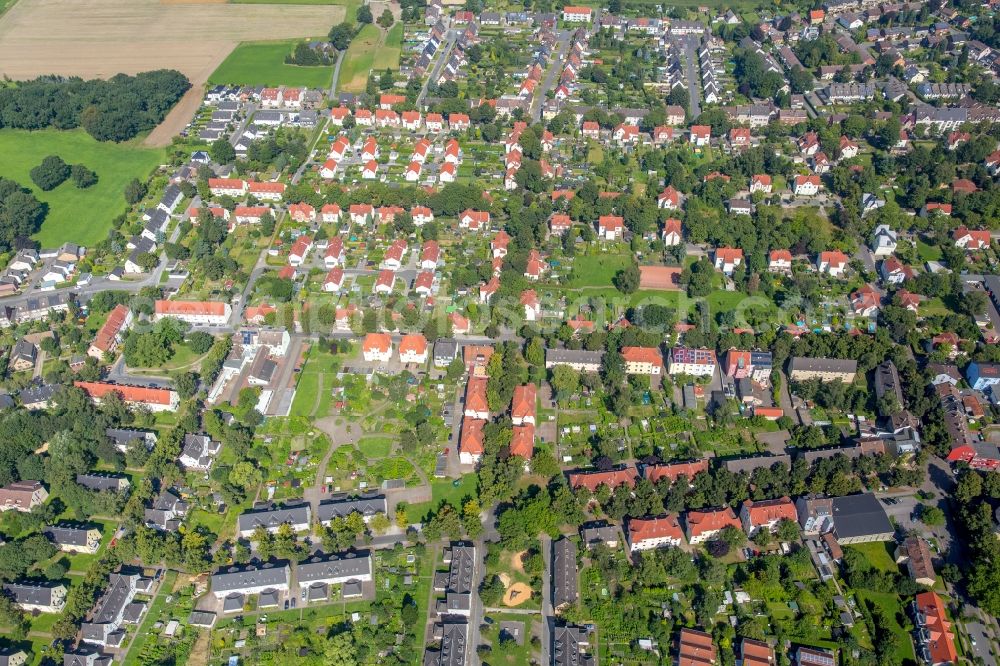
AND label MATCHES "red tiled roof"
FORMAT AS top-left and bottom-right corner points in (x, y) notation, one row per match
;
(155, 300), (227, 316)
(92, 304), (130, 353)
(621, 346), (663, 366)
(511, 384), (536, 421)
(568, 464), (638, 492)
(644, 459), (709, 484)
(460, 417), (486, 455)
(510, 424), (535, 458)
(465, 377), (489, 414)
(74, 381), (174, 406)
(628, 514), (683, 543)
(362, 333), (392, 353)
(685, 507), (741, 538)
